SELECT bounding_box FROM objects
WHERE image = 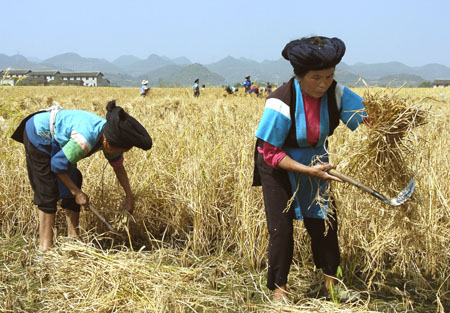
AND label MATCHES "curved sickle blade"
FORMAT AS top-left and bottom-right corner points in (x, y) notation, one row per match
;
(373, 178), (415, 206)
(388, 178), (415, 206)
